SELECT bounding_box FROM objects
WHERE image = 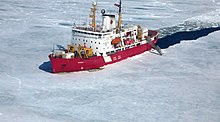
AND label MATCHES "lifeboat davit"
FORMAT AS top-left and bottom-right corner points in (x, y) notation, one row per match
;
(111, 37), (121, 45)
